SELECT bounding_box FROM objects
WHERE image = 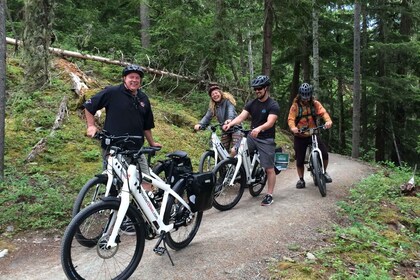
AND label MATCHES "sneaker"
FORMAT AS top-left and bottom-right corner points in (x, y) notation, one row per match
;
(120, 217), (136, 235)
(296, 179), (306, 189)
(324, 172), (332, 183)
(261, 194), (273, 206)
